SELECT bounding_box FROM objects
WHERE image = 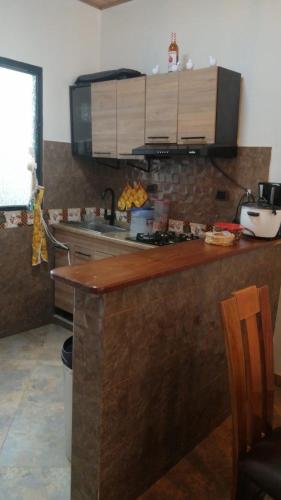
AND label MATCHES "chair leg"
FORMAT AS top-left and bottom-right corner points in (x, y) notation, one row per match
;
(234, 472), (265, 500)
(235, 471), (250, 500)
